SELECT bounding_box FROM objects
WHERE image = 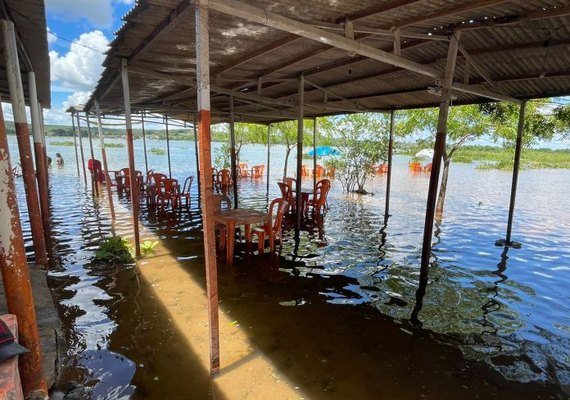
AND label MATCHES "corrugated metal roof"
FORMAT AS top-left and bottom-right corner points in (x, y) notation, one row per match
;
(87, 0), (570, 123)
(0, 0), (51, 108)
